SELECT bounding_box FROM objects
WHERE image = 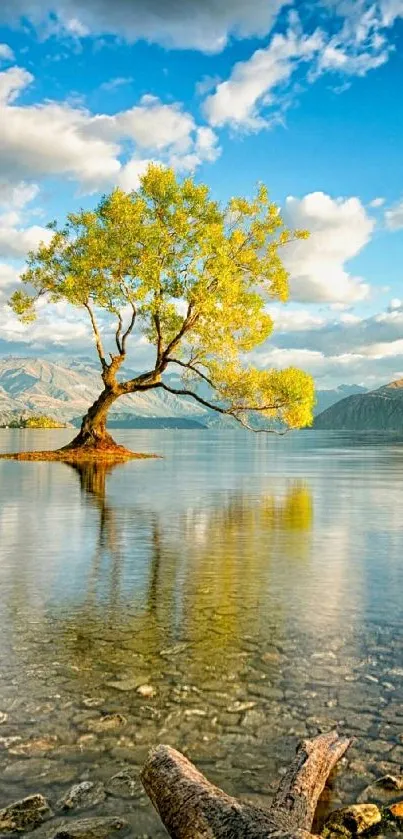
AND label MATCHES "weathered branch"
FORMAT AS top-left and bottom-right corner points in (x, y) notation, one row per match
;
(141, 733), (352, 839)
(270, 732), (352, 833)
(84, 301), (107, 370)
